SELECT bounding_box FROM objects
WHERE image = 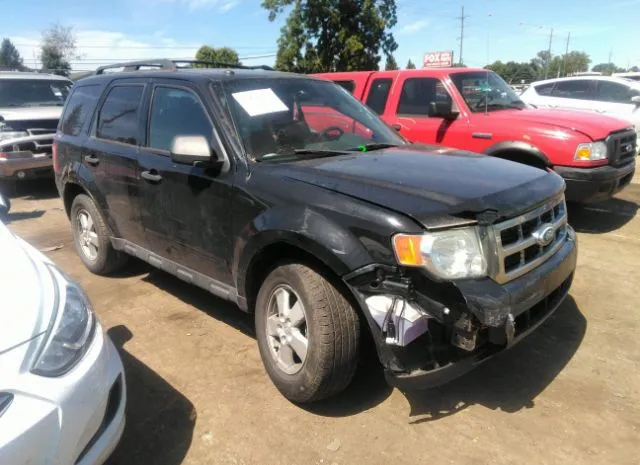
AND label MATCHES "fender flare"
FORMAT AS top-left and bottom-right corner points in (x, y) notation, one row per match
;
(483, 141), (551, 167)
(234, 205), (373, 307)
